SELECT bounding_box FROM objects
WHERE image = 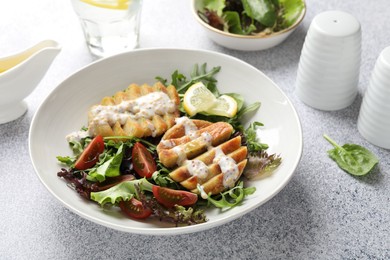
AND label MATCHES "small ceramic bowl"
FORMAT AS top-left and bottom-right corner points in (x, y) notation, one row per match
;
(192, 0), (306, 51)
